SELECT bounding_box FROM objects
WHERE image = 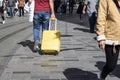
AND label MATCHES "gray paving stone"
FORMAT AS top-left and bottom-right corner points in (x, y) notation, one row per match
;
(0, 12), (120, 80)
